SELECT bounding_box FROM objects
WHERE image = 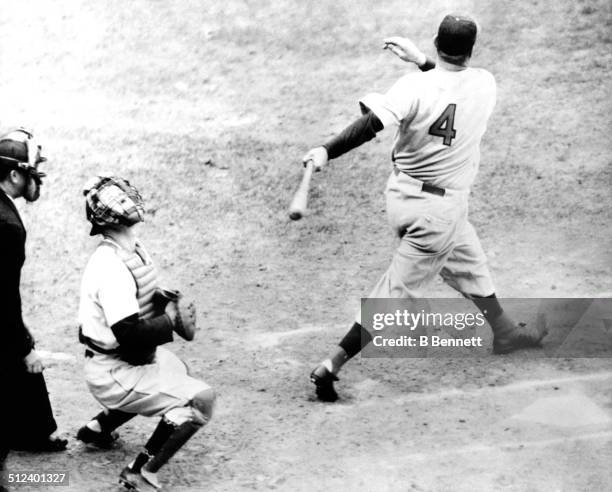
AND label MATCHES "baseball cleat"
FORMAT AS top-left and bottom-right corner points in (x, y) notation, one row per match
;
(492, 314), (548, 354)
(140, 469), (162, 490)
(76, 425), (120, 449)
(119, 466), (139, 490)
(310, 366), (339, 402)
(119, 467), (160, 491)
